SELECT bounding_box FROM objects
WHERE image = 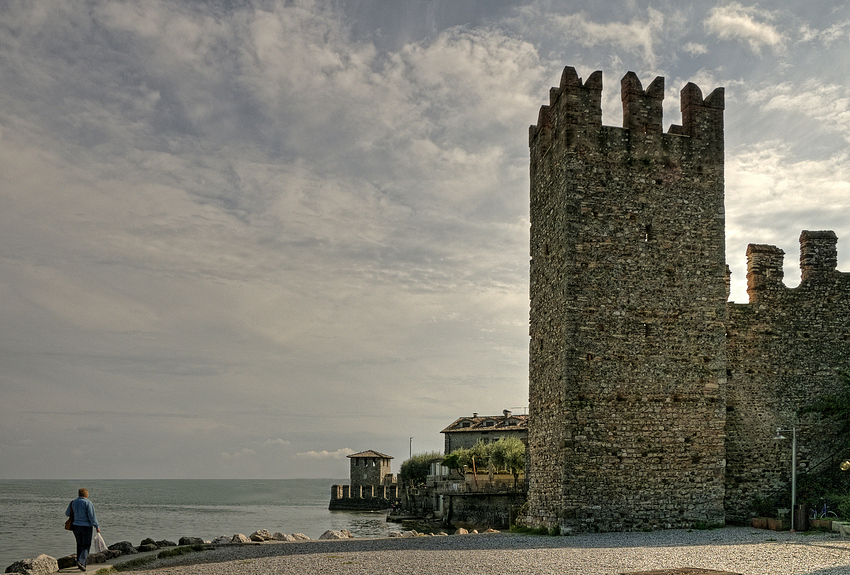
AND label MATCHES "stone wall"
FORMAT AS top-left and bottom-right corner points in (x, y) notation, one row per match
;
(444, 493), (526, 529)
(525, 67), (727, 532)
(525, 65), (850, 533)
(328, 484), (398, 511)
(725, 231), (850, 523)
